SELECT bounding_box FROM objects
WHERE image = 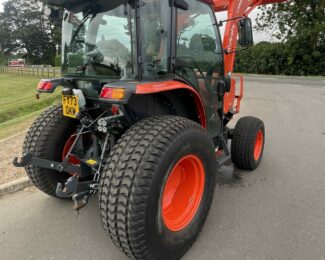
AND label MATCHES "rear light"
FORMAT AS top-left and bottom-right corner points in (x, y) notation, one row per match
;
(37, 80), (53, 91)
(100, 87), (126, 100)
(111, 105), (119, 115)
